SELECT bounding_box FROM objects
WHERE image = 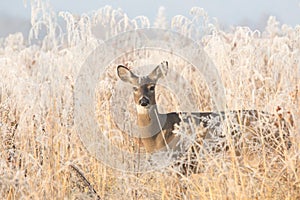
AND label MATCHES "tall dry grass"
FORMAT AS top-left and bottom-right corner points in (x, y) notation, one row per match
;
(0, 1), (299, 199)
